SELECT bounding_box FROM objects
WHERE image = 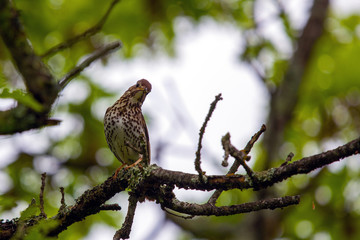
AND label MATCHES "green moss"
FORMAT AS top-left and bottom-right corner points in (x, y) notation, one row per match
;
(125, 164), (156, 191)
